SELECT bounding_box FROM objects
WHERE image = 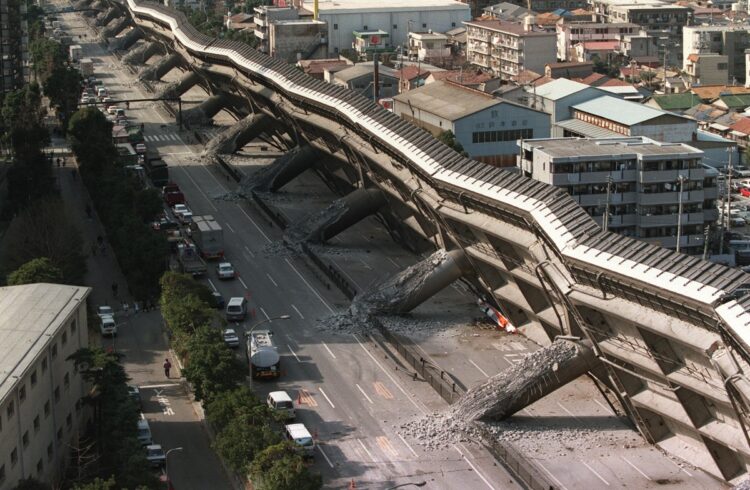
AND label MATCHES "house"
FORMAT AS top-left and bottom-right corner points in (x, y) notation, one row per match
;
(407, 31), (451, 63)
(713, 93), (750, 112)
(297, 58), (353, 79)
(556, 21), (638, 61)
(328, 63), (399, 99)
(392, 80), (551, 166)
(544, 61), (594, 79)
(225, 13), (254, 31)
(395, 65), (433, 92)
(482, 2), (536, 21)
(728, 117), (750, 147)
(644, 93), (703, 113)
(573, 40), (620, 62)
(426, 69), (502, 92)
(684, 53), (730, 87)
(514, 78), (606, 125)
